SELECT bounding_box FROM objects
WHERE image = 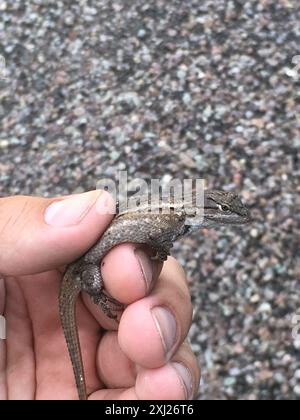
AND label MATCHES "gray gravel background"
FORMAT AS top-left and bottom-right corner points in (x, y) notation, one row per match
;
(1, 0), (300, 400)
